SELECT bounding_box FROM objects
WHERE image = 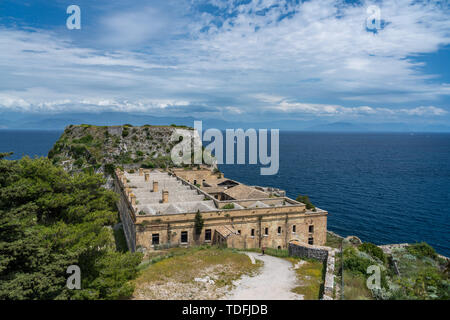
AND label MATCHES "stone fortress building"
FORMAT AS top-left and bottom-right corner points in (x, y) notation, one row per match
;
(114, 167), (328, 253)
